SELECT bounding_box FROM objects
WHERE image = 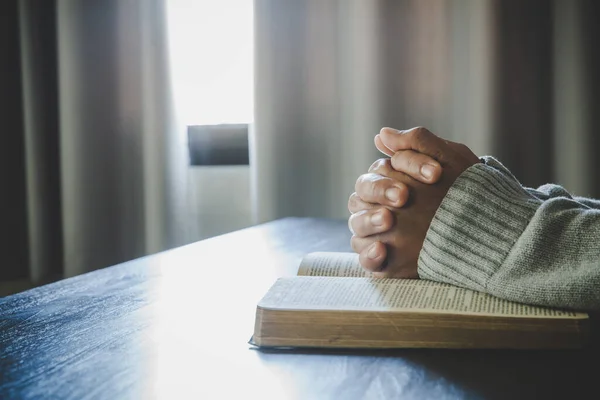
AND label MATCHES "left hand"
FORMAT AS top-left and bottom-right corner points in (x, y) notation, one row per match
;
(348, 127), (480, 277)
